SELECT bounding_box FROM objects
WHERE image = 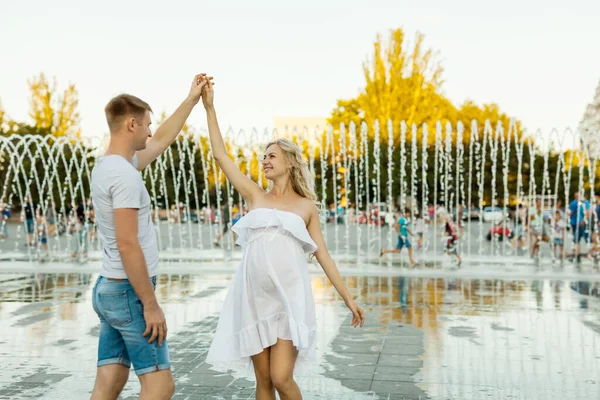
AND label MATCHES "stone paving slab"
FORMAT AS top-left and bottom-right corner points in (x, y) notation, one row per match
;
(2, 272), (600, 399)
